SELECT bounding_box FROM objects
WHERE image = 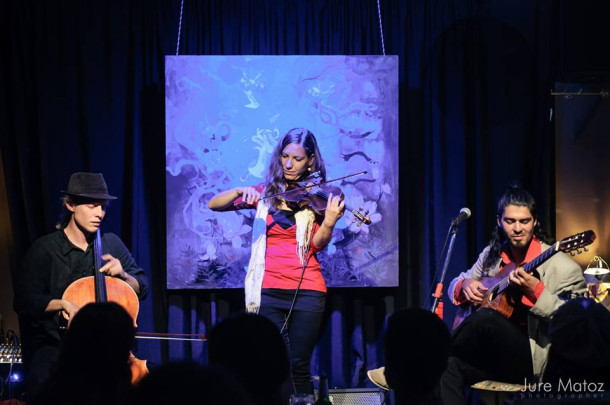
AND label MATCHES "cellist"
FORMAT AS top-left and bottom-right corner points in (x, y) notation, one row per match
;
(13, 172), (149, 400)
